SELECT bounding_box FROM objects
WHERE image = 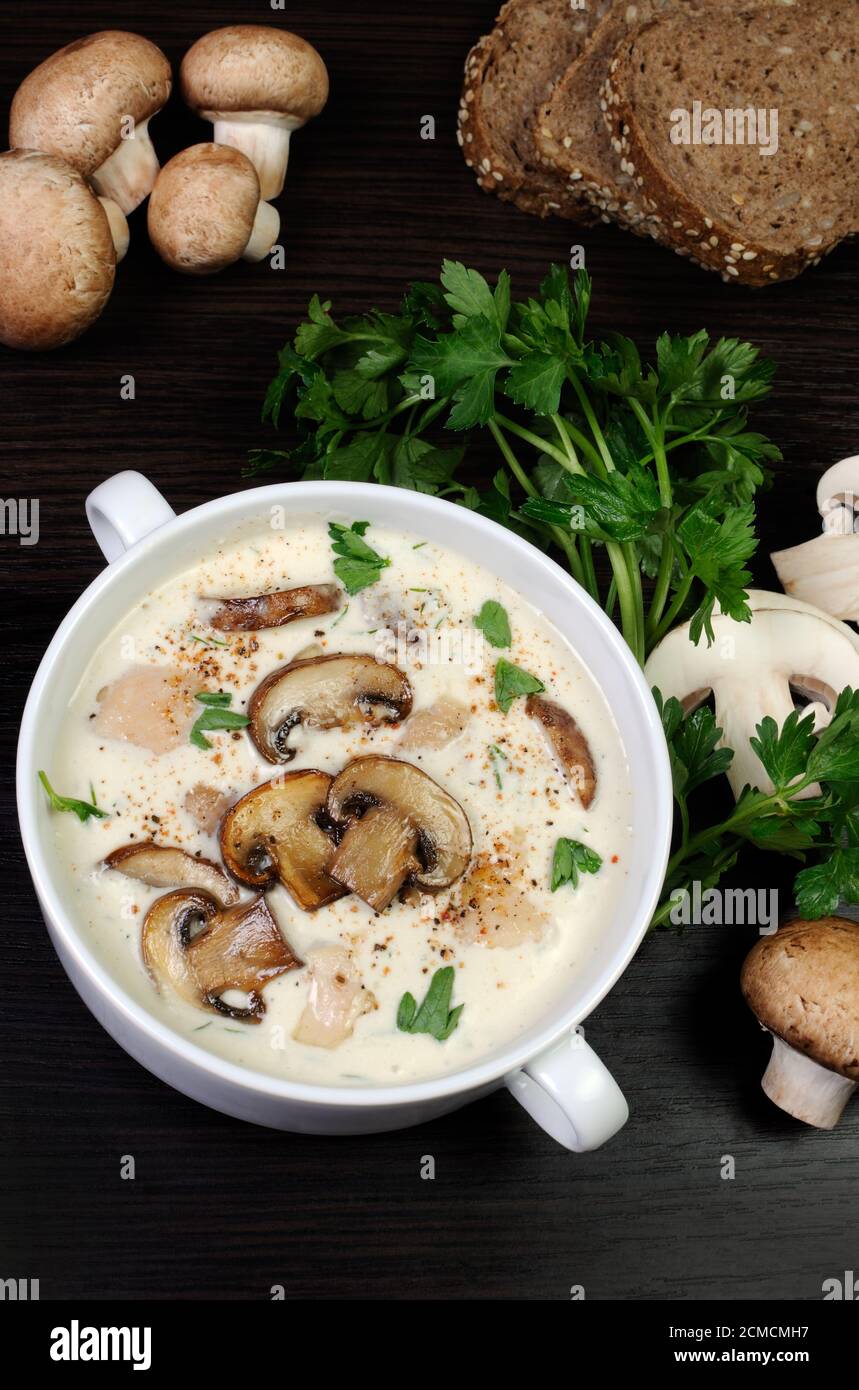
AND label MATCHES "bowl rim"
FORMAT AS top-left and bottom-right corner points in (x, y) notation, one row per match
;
(16, 480), (672, 1110)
